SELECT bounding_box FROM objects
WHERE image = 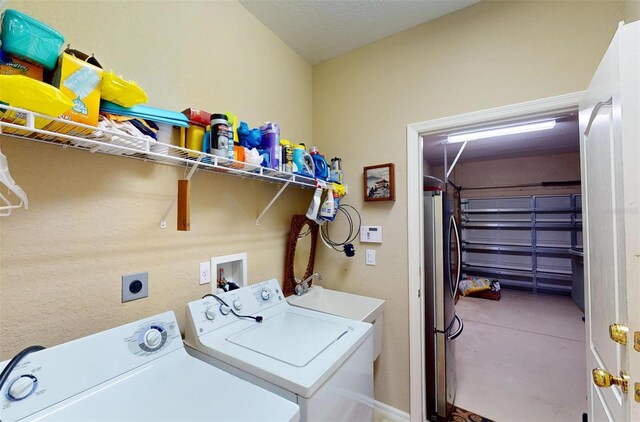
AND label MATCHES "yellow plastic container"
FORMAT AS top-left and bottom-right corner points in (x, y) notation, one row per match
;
(180, 125), (205, 158)
(186, 125), (205, 151)
(0, 74), (74, 135)
(101, 71), (148, 108)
